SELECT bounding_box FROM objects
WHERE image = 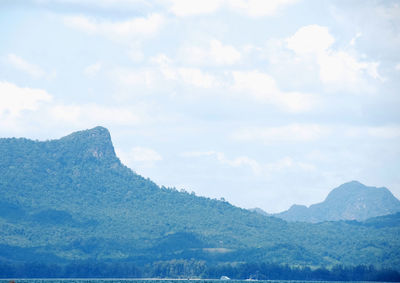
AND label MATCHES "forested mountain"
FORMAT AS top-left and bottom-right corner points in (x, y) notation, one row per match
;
(274, 181), (400, 223)
(0, 127), (399, 274)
